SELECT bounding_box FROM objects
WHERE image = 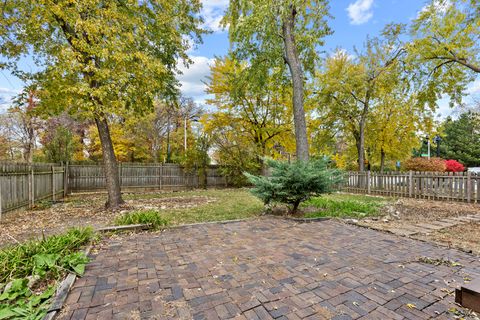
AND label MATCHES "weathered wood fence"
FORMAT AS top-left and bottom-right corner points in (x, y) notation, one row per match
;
(3, 165), (478, 215)
(0, 162), (227, 215)
(343, 171), (480, 203)
(0, 163), (65, 215)
(67, 163), (226, 192)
